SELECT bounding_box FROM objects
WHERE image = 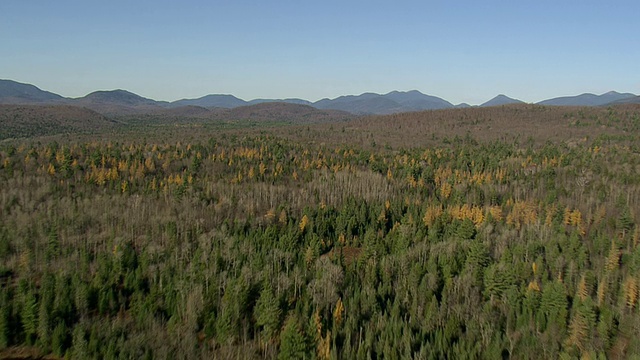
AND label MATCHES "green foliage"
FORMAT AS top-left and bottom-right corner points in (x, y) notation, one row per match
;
(617, 208), (635, 232)
(51, 321), (69, 357)
(0, 227), (10, 260)
(46, 224), (60, 261)
(484, 263), (516, 299)
(540, 281), (568, 331)
(72, 324), (89, 359)
(278, 316), (311, 360)
(0, 290), (10, 349)
(255, 284), (282, 343)
(21, 289), (38, 345)
(1, 117), (640, 358)
(37, 295), (51, 351)
(456, 218), (476, 240)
